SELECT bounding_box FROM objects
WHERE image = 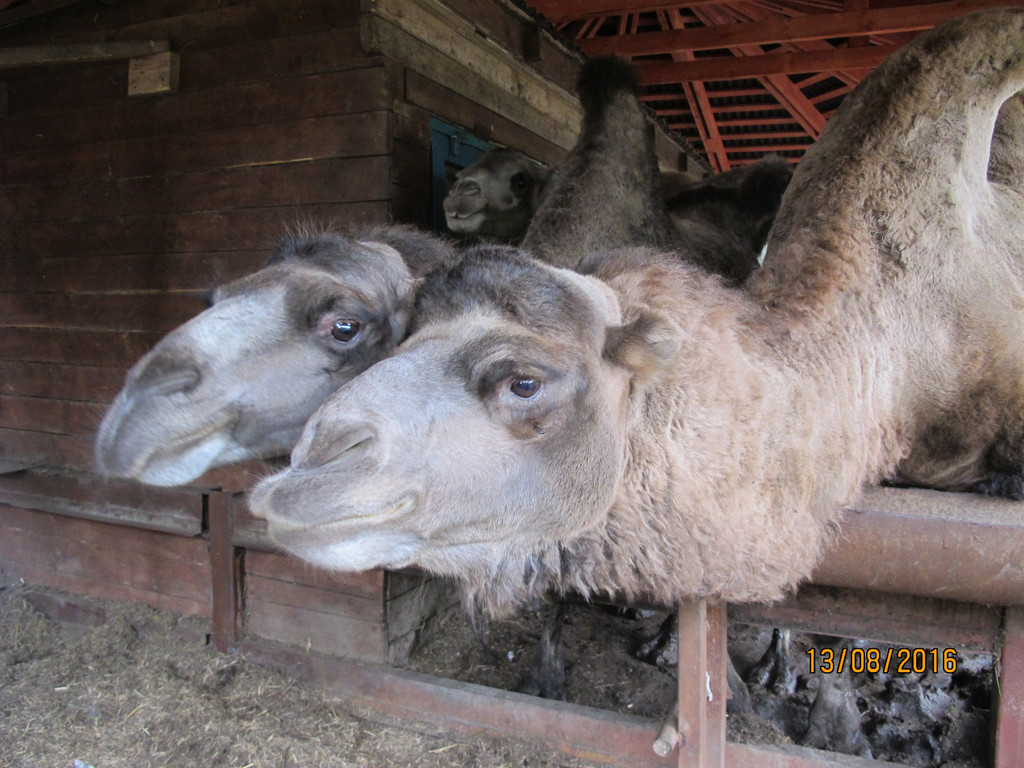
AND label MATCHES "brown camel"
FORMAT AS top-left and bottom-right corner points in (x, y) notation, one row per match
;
(443, 149), (555, 244)
(250, 11), (1024, 620)
(445, 59), (790, 285)
(520, 55), (791, 282)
